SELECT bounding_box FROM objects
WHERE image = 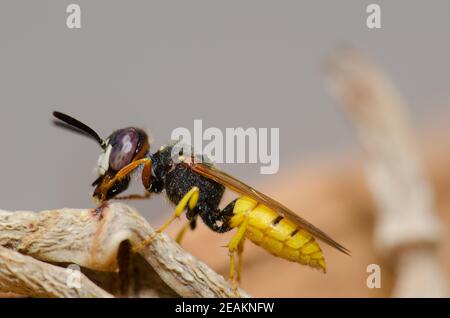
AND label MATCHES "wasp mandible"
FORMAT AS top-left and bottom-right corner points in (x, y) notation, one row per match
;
(53, 111), (350, 291)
